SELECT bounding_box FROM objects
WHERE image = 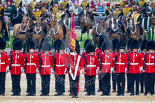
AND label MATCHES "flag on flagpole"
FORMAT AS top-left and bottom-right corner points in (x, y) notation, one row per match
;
(69, 12), (77, 52)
